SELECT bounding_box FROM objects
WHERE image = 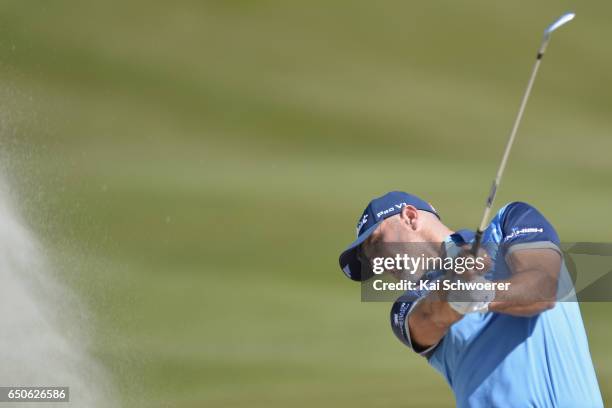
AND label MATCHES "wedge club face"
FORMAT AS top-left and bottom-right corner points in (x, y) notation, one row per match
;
(545, 12), (576, 36)
(539, 12), (575, 56)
